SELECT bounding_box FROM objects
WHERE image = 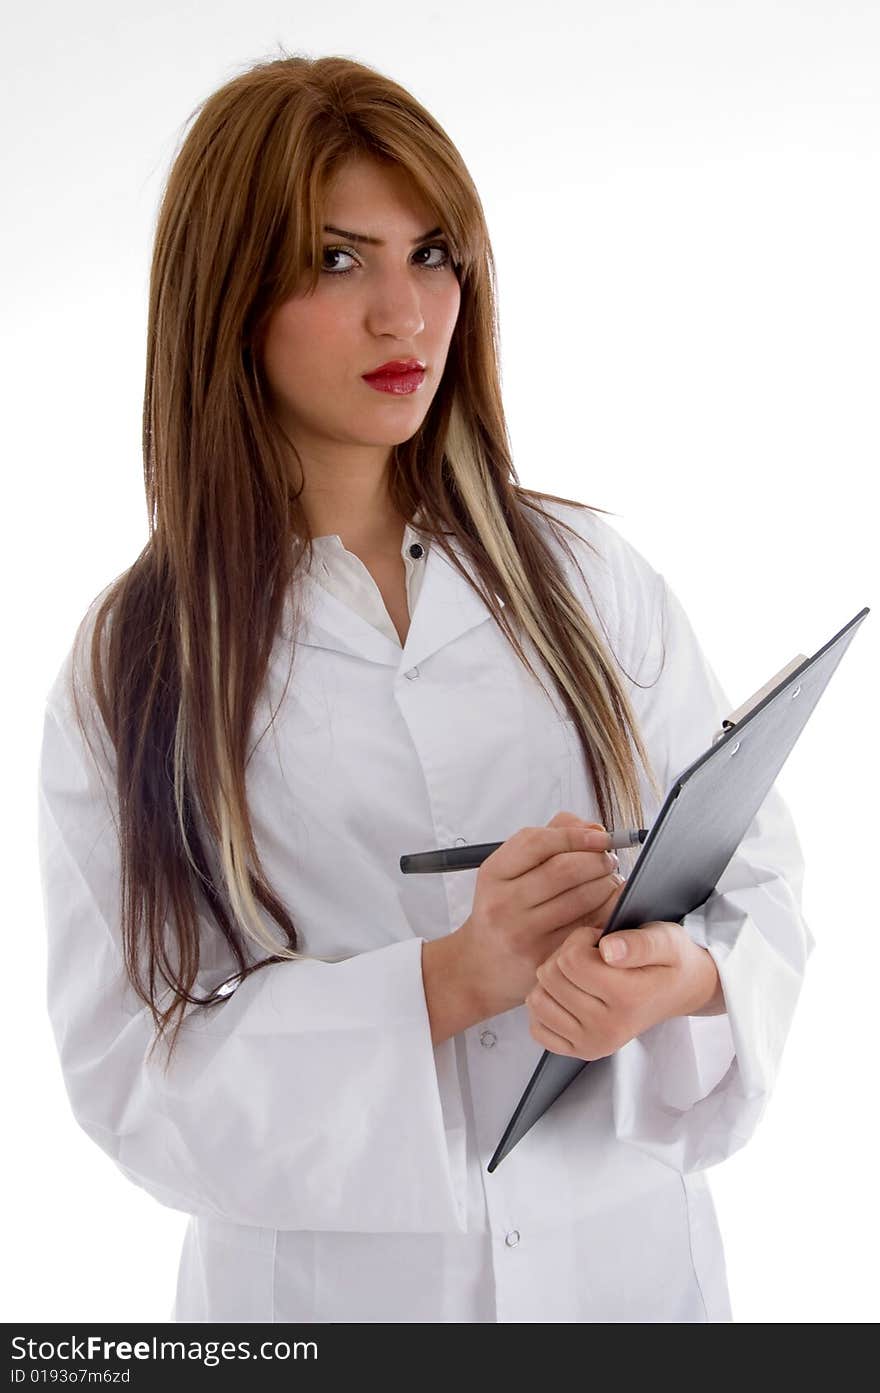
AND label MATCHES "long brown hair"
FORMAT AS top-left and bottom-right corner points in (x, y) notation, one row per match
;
(70, 52), (663, 1063)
